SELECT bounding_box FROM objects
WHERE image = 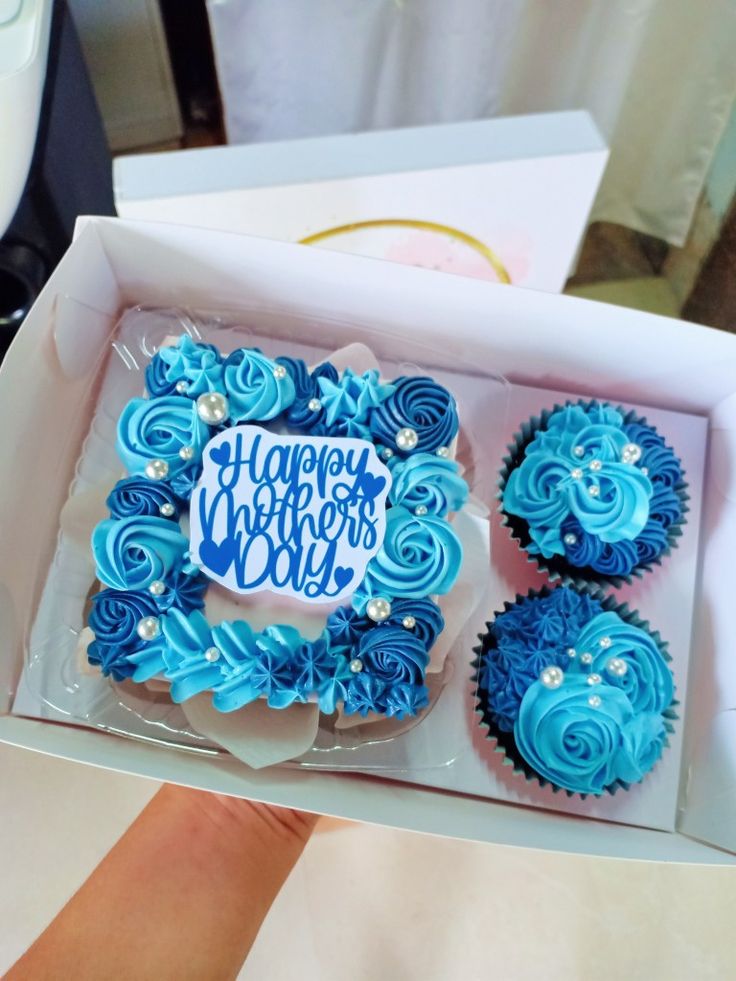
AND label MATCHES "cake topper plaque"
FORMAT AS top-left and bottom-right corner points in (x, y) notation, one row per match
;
(190, 426), (391, 602)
